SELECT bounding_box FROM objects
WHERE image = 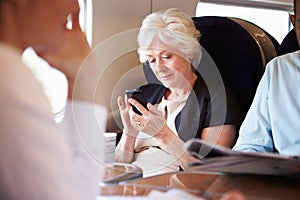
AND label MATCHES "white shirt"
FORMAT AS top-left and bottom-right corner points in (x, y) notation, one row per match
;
(233, 50), (300, 155)
(0, 43), (106, 199)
